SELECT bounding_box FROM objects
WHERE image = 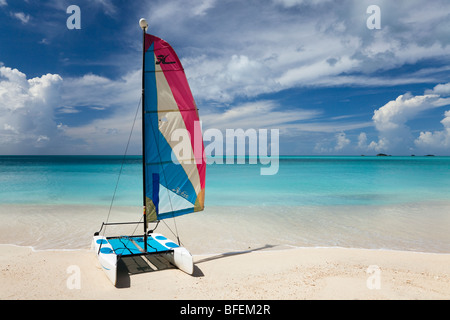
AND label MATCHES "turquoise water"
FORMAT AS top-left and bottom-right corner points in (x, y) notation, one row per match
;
(0, 155), (449, 253)
(1, 155), (449, 207)
(208, 156), (450, 206)
(0, 156), (142, 206)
